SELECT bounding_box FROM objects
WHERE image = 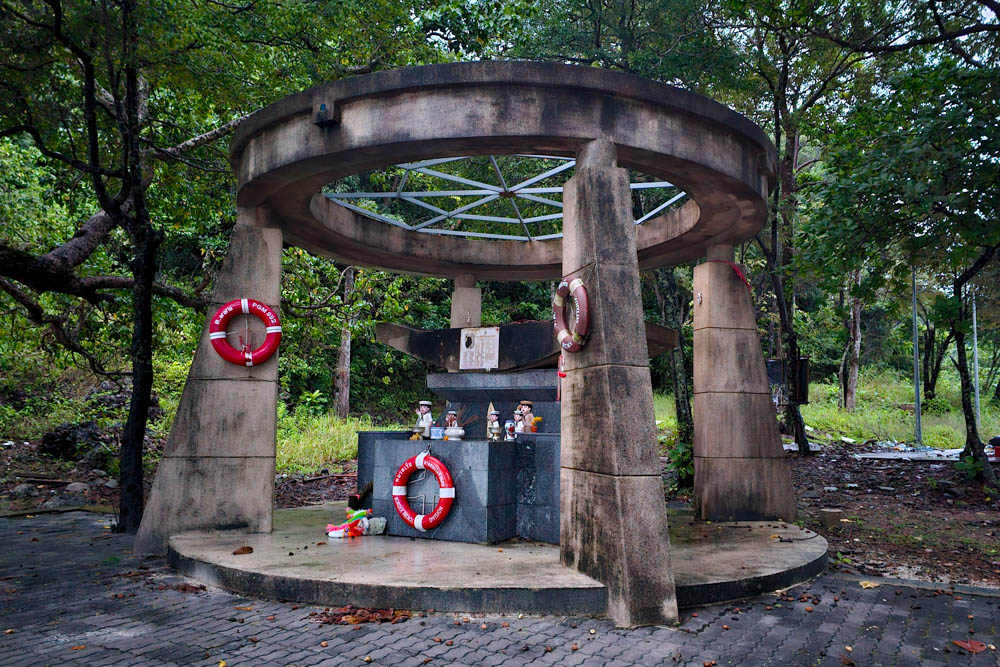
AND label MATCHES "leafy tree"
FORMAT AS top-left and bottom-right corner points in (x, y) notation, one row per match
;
(810, 60), (999, 483)
(0, 0), (449, 529)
